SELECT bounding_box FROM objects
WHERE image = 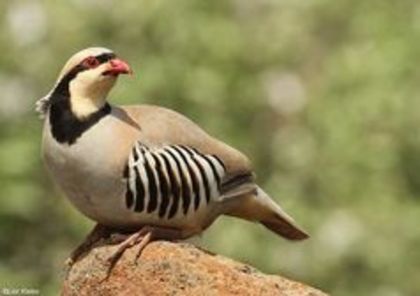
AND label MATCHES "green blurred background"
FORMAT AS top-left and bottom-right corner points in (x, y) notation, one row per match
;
(0, 0), (419, 295)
